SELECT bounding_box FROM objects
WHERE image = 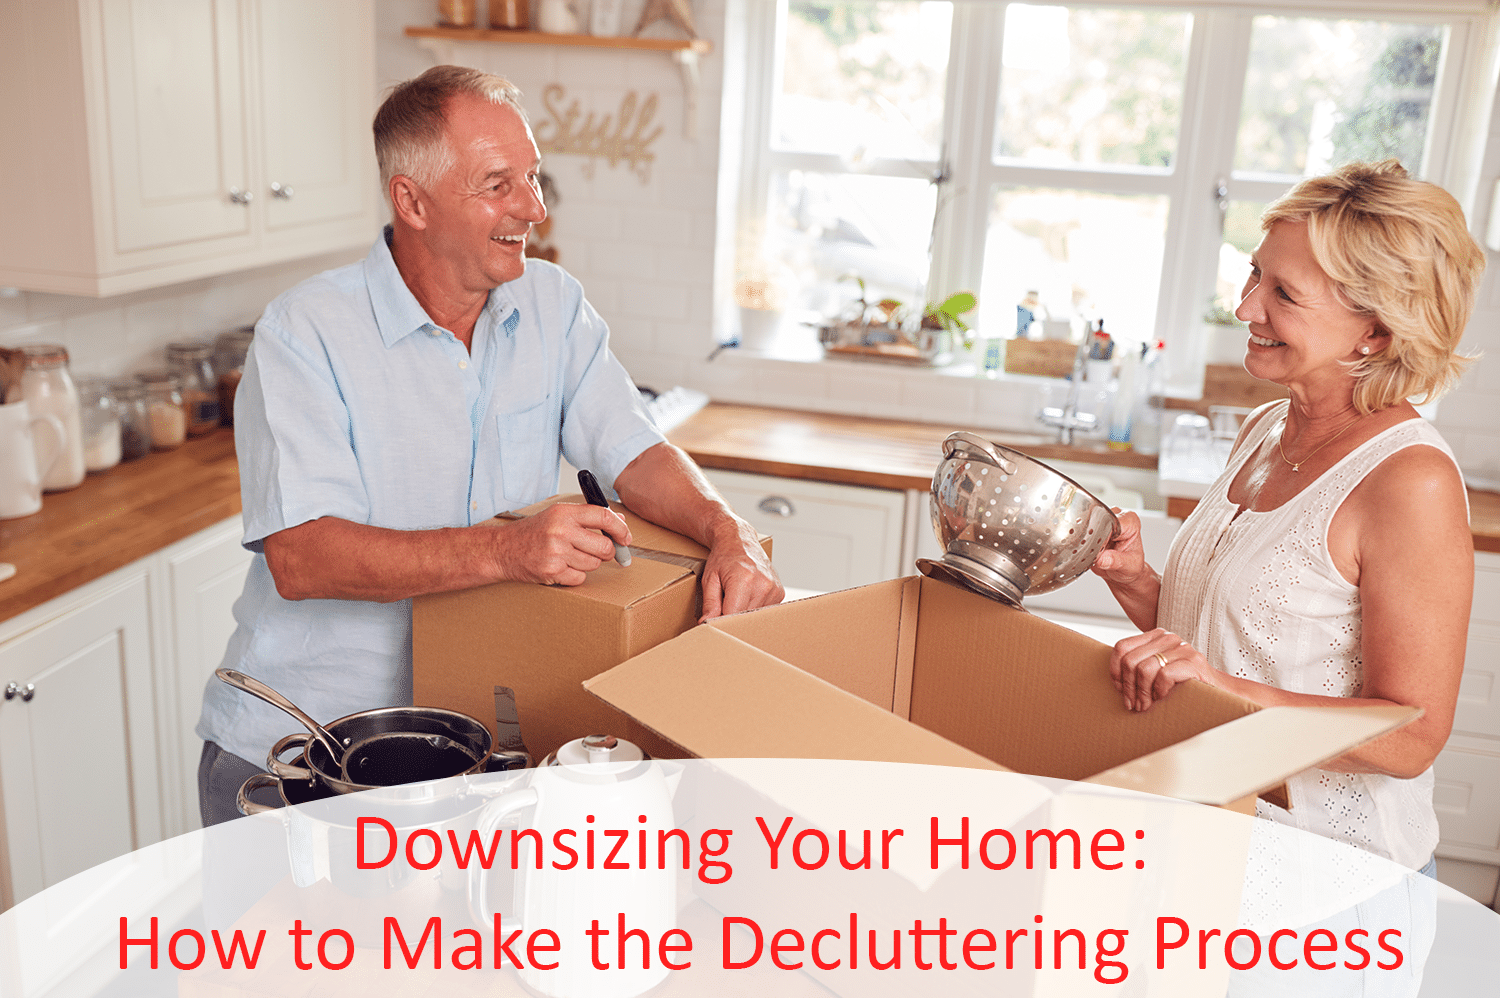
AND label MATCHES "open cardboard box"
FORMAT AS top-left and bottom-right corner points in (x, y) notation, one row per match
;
(584, 574), (1417, 811)
(412, 495), (771, 764)
(583, 575), (1417, 997)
